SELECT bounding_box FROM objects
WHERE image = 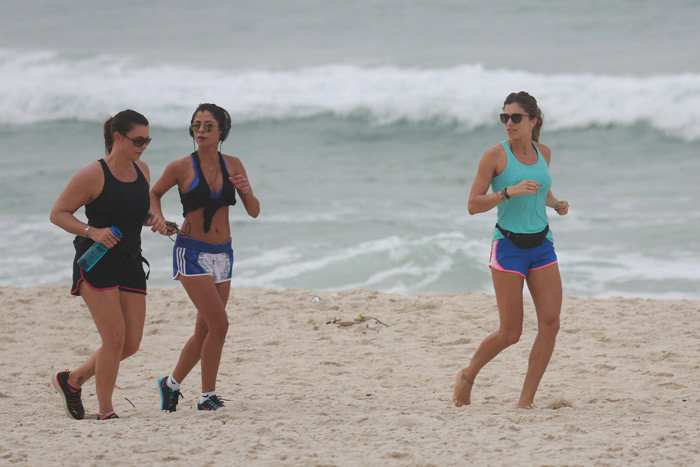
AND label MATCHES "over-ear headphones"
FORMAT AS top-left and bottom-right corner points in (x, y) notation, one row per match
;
(189, 103), (232, 142)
